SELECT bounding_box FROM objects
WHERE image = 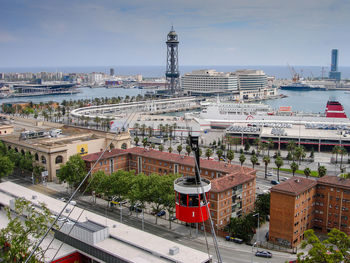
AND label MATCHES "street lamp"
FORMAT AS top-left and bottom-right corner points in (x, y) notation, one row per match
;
(253, 213), (260, 250)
